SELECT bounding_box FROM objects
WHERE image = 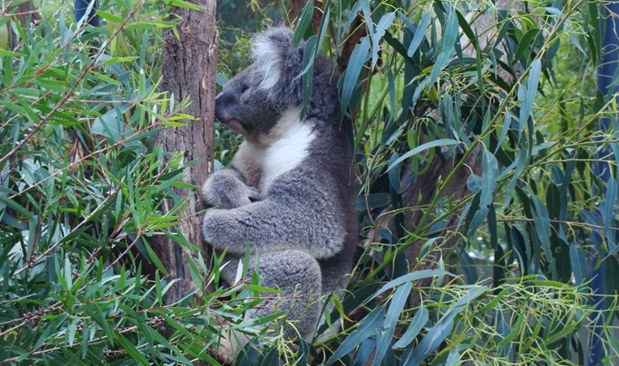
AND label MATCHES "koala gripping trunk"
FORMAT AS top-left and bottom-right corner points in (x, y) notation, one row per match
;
(152, 0), (217, 303)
